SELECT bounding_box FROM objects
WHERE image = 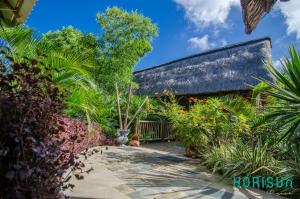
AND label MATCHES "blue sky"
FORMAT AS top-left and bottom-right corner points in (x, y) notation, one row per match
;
(26, 0), (300, 71)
